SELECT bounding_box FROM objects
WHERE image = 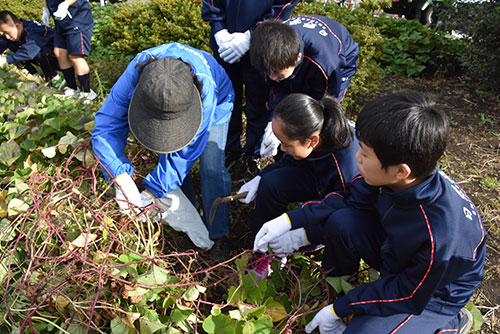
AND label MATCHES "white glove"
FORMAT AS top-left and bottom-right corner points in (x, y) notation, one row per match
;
(140, 190), (155, 207)
(260, 121), (281, 158)
(237, 175), (261, 204)
(253, 213), (292, 252)
(214, 29), (233, 49)
(0, 55), (7, 67)
(269, 228), (310, 254)
(218, 31), (251, 64)
(114, 173), (143, 212)
(305, 304), (346, 334)
(53, 2), (71, 21)
(42, 7), (51, 26)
